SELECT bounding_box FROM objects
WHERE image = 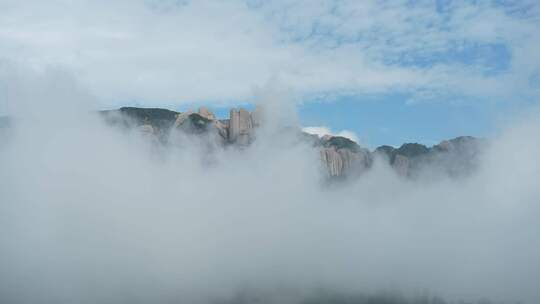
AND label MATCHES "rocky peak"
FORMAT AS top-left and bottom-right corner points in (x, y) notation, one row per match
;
(317, 135), (371, 178)
(197, 107), (216, 121)
(100, 107), (179, 142)
(229, 108), (254, 145)
(99, 106), (485, 180)
(321, 136), (361, 152)
(172, 107), (257, 145)
(433, 136), (480, 153)
(373, 137), (484, 178)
